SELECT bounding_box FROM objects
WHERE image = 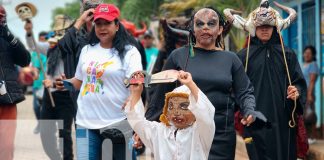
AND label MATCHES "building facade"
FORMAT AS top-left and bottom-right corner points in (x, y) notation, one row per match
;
(276, 0), (323, 137)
